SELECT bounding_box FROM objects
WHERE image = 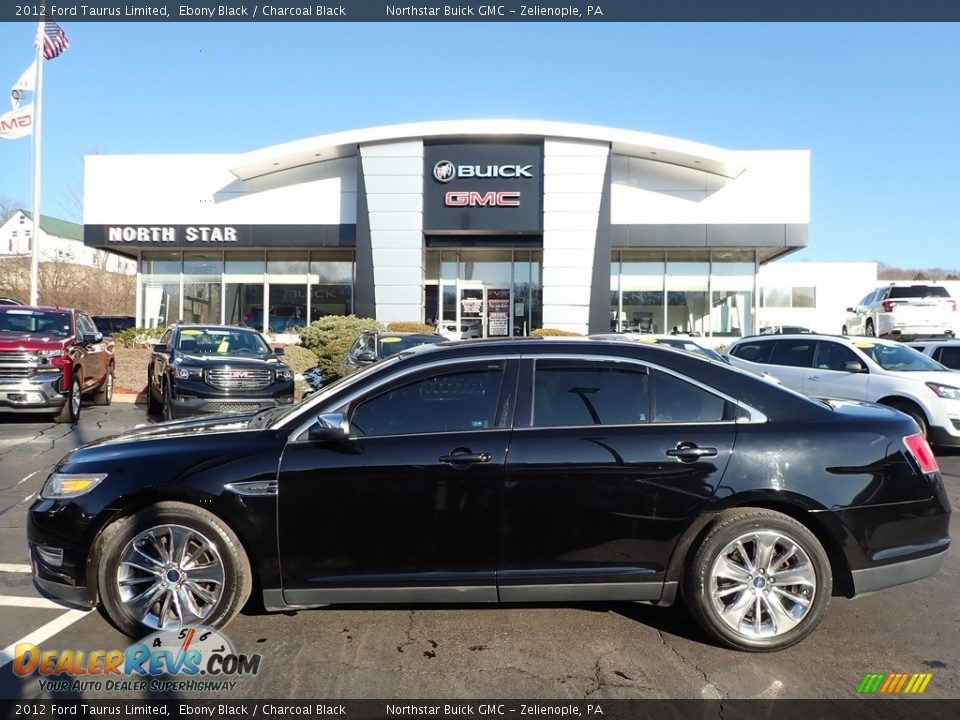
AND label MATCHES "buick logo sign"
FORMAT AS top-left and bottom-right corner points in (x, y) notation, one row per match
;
(433, 160), (456, 183)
